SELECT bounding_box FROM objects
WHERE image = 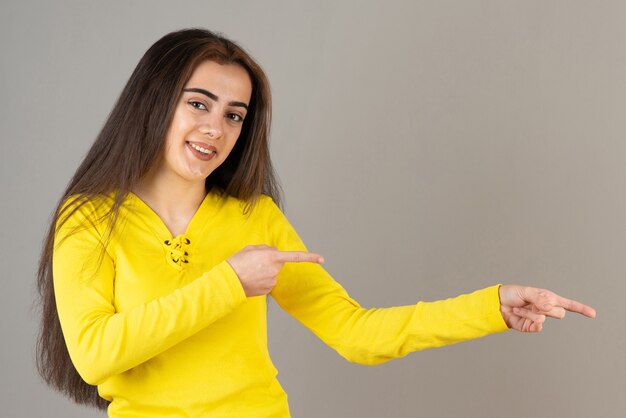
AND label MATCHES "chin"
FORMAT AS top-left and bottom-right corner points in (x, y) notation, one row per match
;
(184, 166), (218, 182)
